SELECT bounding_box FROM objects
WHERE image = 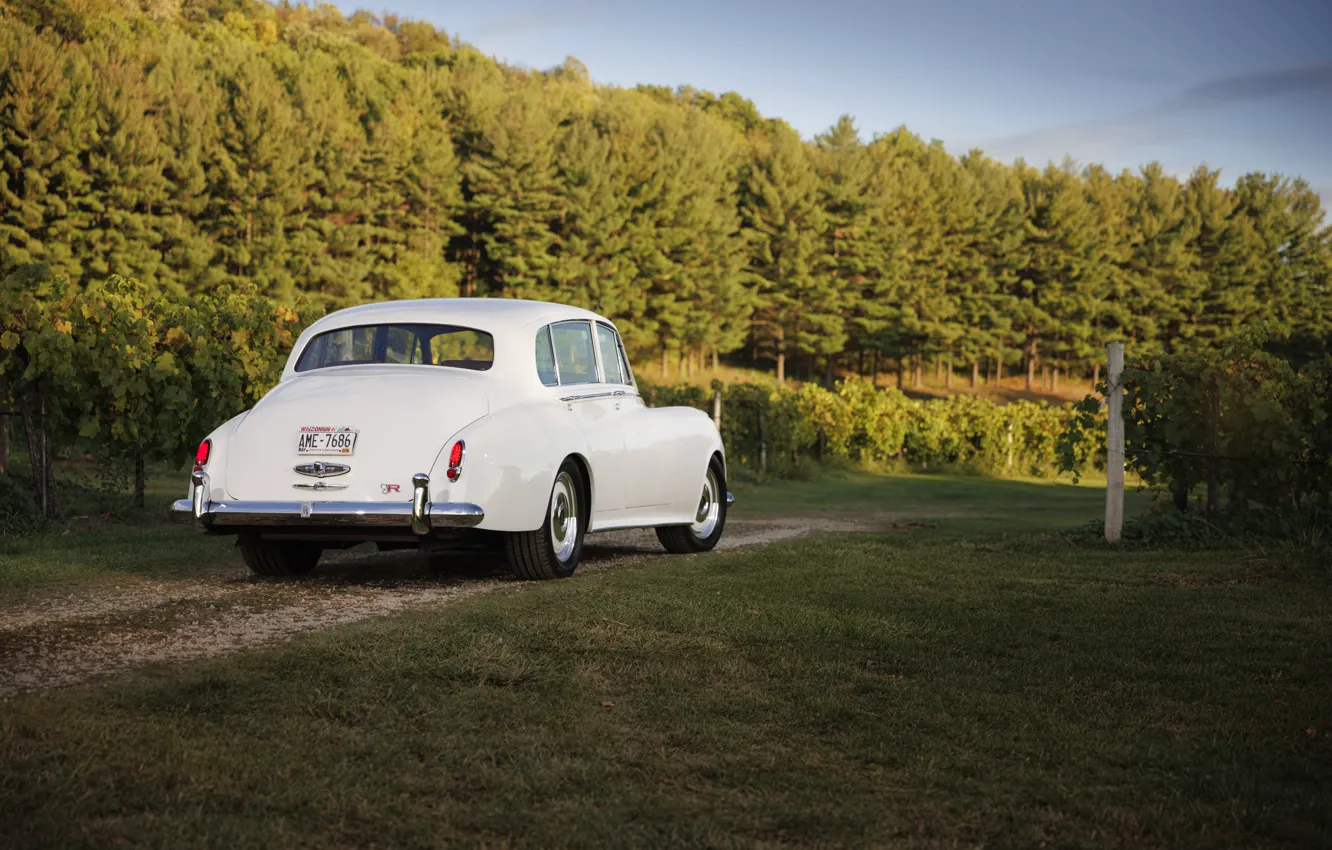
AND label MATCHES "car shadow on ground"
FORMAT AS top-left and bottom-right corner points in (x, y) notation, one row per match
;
(264, 531), (671, 589)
